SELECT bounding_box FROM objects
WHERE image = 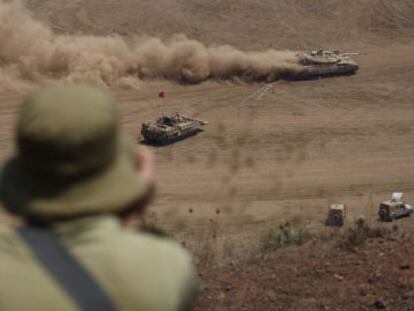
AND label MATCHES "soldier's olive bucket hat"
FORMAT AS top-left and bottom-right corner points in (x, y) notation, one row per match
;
(0, 84), (148, 220)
